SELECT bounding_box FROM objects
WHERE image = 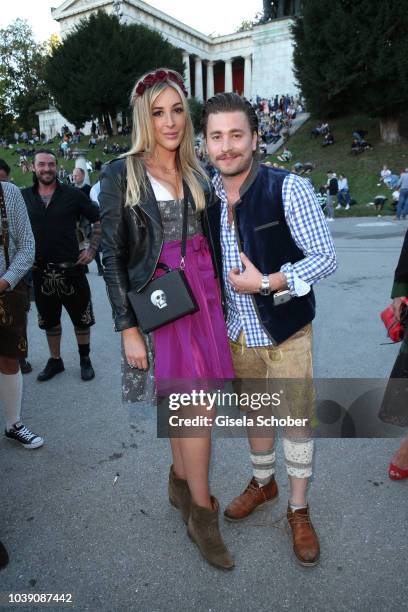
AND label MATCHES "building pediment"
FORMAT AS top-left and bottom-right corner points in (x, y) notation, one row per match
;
(52, 0), (109, 20)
